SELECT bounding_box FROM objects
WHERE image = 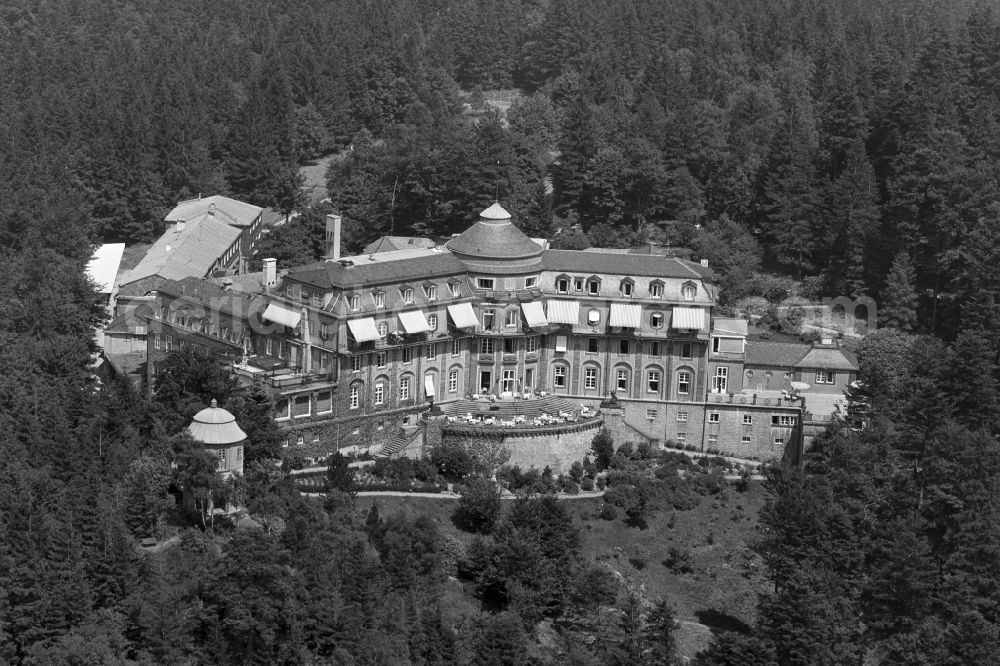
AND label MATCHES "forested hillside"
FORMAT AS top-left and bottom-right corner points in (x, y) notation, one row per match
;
(3, 0), (1000, 663)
